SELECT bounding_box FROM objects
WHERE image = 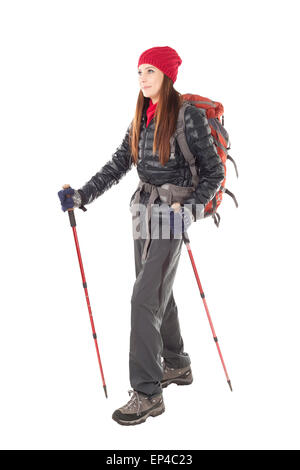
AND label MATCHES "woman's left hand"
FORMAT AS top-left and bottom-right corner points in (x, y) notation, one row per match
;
(171, 202), (181, 213)
(170, 202), (194, 237)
